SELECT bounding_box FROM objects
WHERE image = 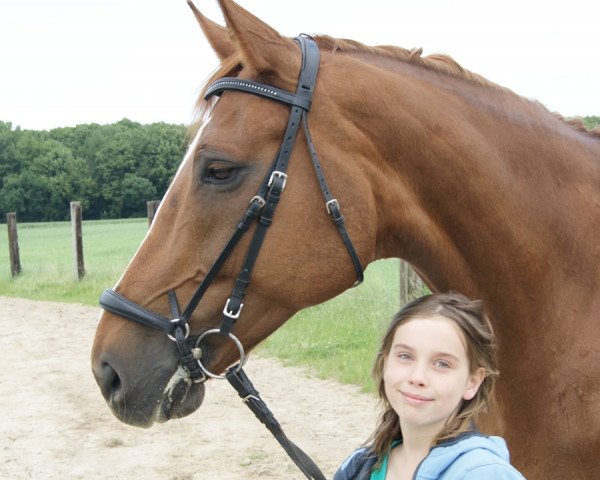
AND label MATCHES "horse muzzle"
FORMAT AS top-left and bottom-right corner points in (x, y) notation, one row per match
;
(93, 348), (205, 427)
